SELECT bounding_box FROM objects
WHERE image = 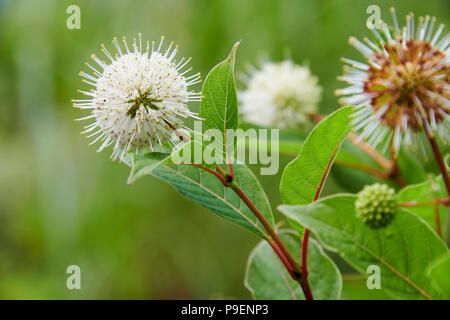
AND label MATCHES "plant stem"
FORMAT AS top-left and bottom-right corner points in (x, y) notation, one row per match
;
(398, 197), (447, 238)
(398, 198), (449, 207)
(229, 179), (314, 299)
(227, 178), (301, 274)
(226, 155), (235, 179)
(300, 228), (313, 300)
(268, 241), (296, 279)
(309, 113), (407, 187)
(215, 165), (314, 299)
(389, 142), (407, 188)
(189, 164), (229, 185)
(171, 124), (313, 299)
(297, 127), (343, 301)
(334, 160), (389, 179)
(425, 132), (450, 197)
(434, 203), (442, 239)
(347, 132), (392, 170)
(309, 113), (391, 170)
